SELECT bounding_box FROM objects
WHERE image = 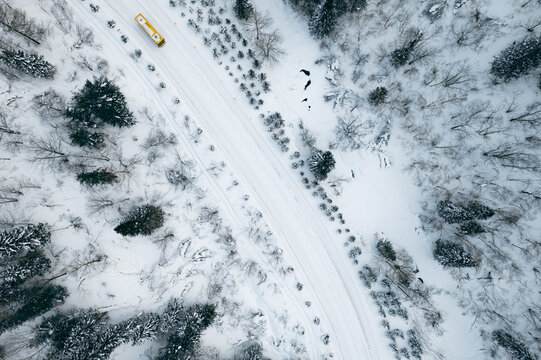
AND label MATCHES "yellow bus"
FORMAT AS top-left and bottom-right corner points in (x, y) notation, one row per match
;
(135, 13), (166, 47)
